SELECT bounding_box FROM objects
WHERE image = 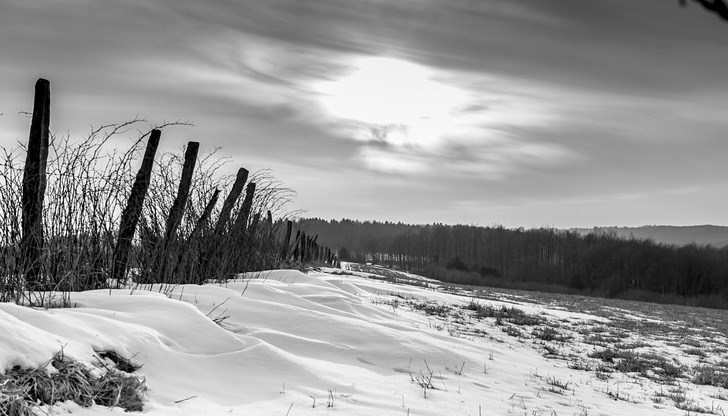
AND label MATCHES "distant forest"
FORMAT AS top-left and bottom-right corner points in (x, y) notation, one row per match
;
(297, 218), (728, 308)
